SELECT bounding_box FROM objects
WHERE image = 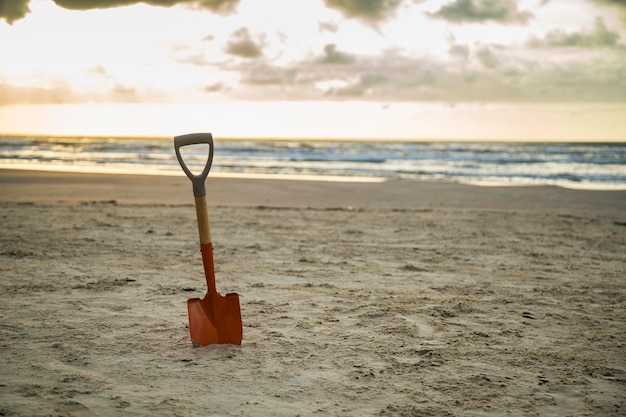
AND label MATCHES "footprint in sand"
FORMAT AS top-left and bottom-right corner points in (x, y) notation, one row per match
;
(396, 314), (434, 337)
